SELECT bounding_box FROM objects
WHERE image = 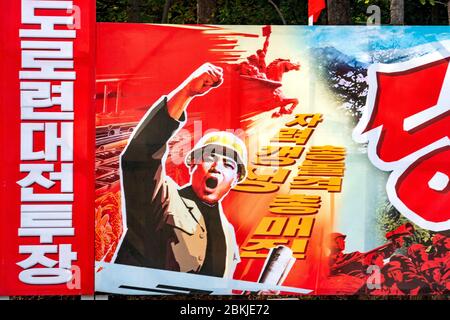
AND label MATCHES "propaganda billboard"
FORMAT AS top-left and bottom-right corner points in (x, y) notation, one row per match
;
(0, 2), (448, 297)
(93, 24), (449, 296)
